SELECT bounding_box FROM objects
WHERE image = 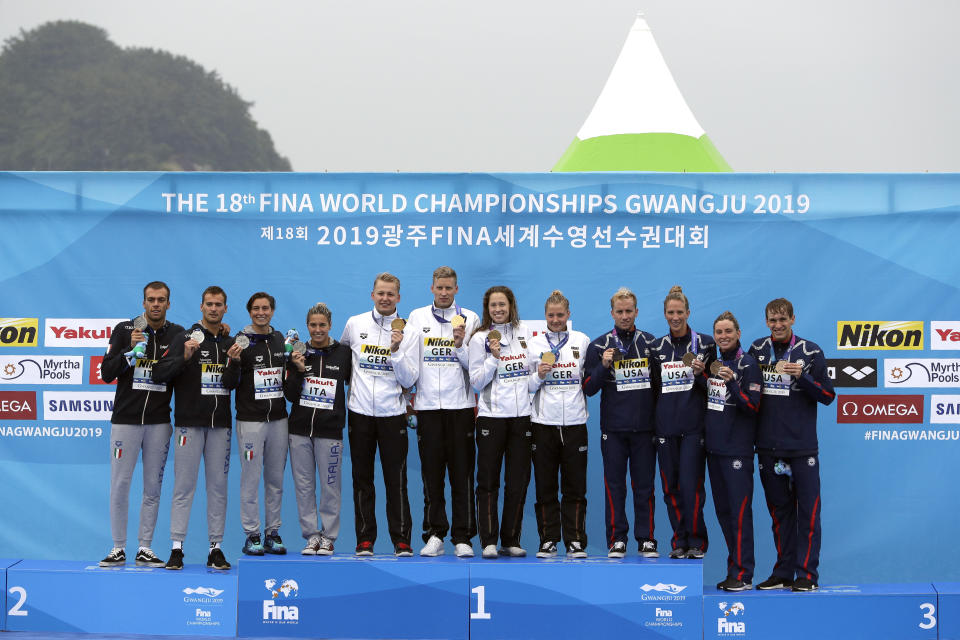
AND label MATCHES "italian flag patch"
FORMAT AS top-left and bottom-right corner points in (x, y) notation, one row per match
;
(243, 450), (254, 461)
(178, 434), (188, 447)
(113, 447), (122, 459)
